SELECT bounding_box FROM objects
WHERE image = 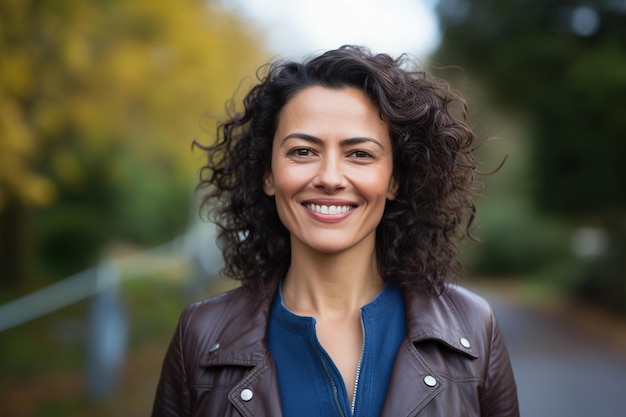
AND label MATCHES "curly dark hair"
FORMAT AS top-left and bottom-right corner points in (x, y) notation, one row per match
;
(196, 45), (479, 295)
